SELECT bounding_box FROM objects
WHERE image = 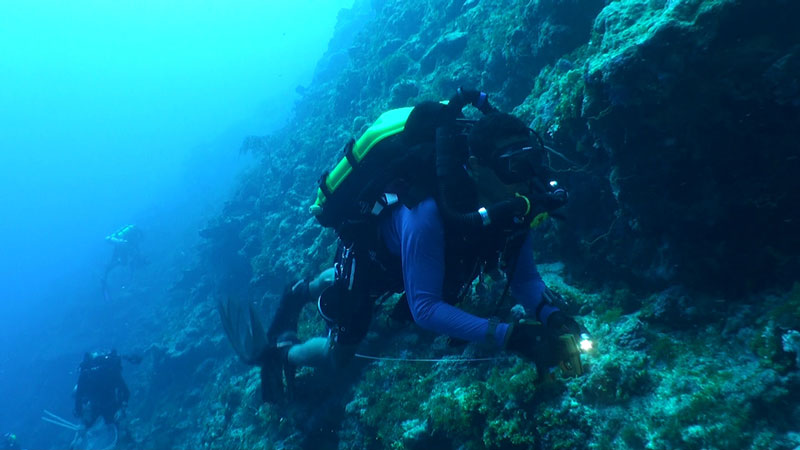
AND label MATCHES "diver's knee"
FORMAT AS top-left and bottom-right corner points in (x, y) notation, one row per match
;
(329, 341), (358, 370)
(286, 334), (356, 370)
(287, 337), (331, 368)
